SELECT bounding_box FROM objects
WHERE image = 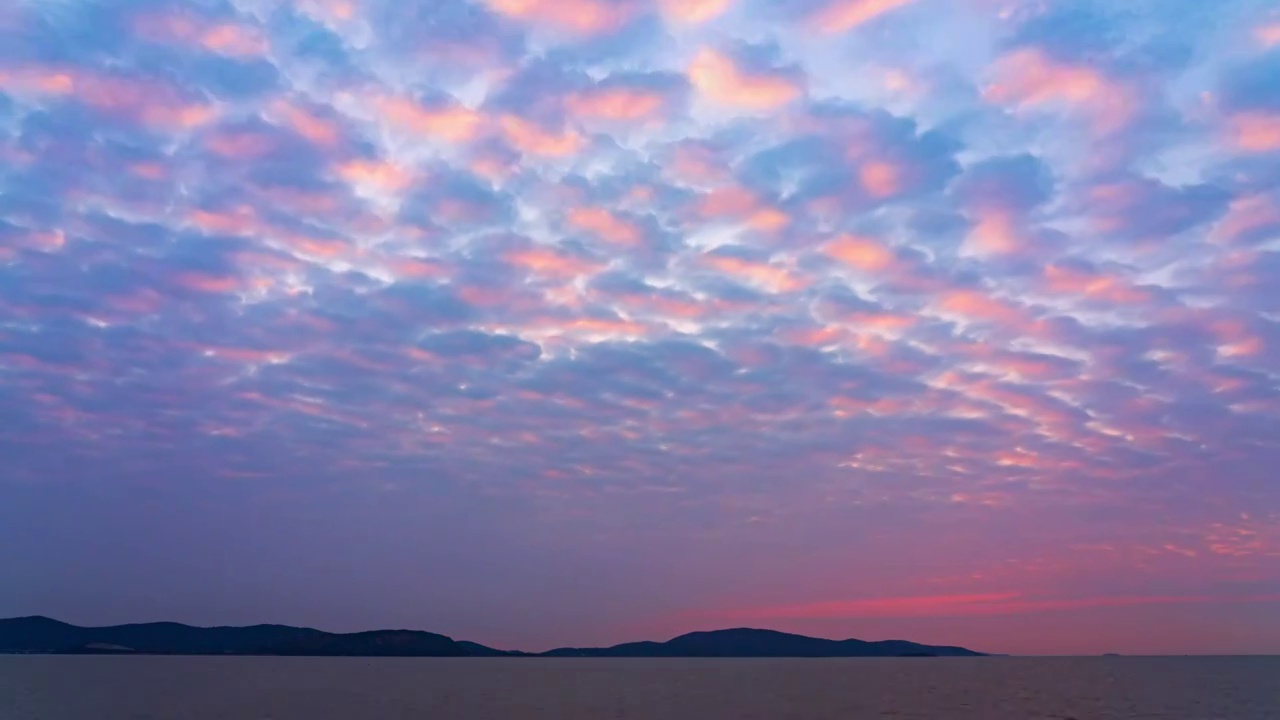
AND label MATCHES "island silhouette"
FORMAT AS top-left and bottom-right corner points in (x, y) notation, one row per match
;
(0, 616), (984, 657)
